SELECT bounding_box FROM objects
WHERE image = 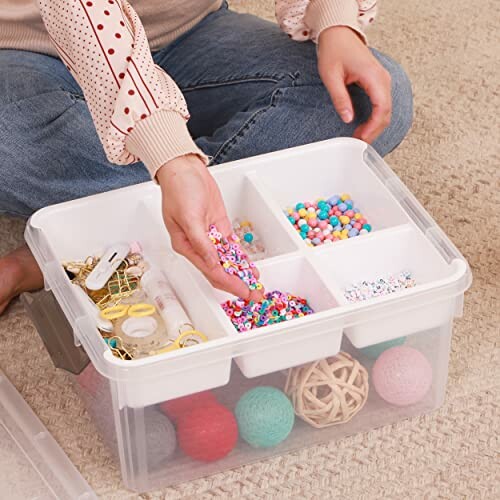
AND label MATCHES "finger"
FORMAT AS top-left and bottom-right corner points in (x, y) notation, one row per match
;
(184, 223), (220, 269)
(354, 70), (392, 143)
(171, 231), (256, 300)
(323, 65), (354, 123)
